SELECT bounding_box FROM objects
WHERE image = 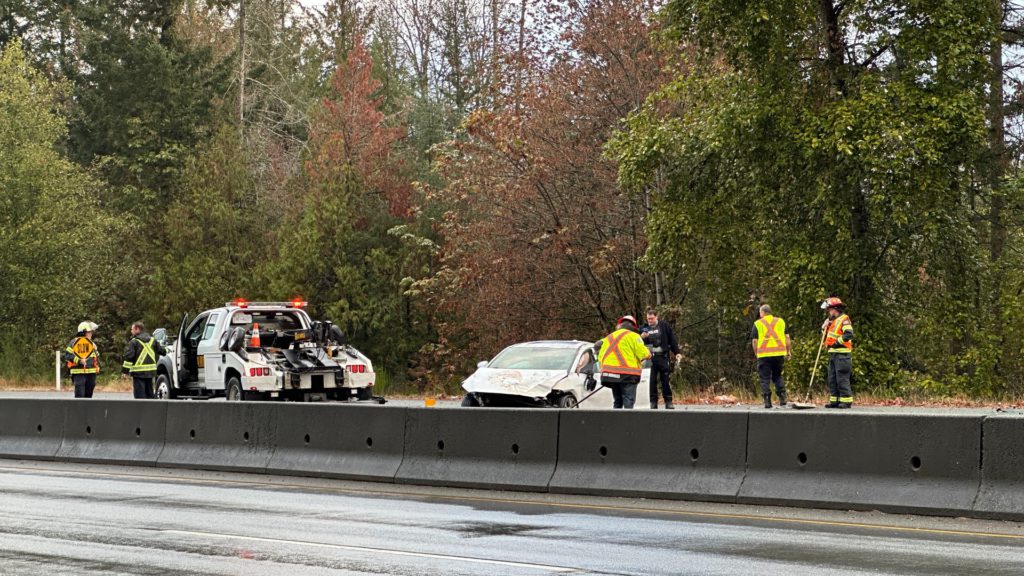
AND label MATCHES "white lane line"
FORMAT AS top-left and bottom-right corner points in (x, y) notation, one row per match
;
(161, 529), (577, 573)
